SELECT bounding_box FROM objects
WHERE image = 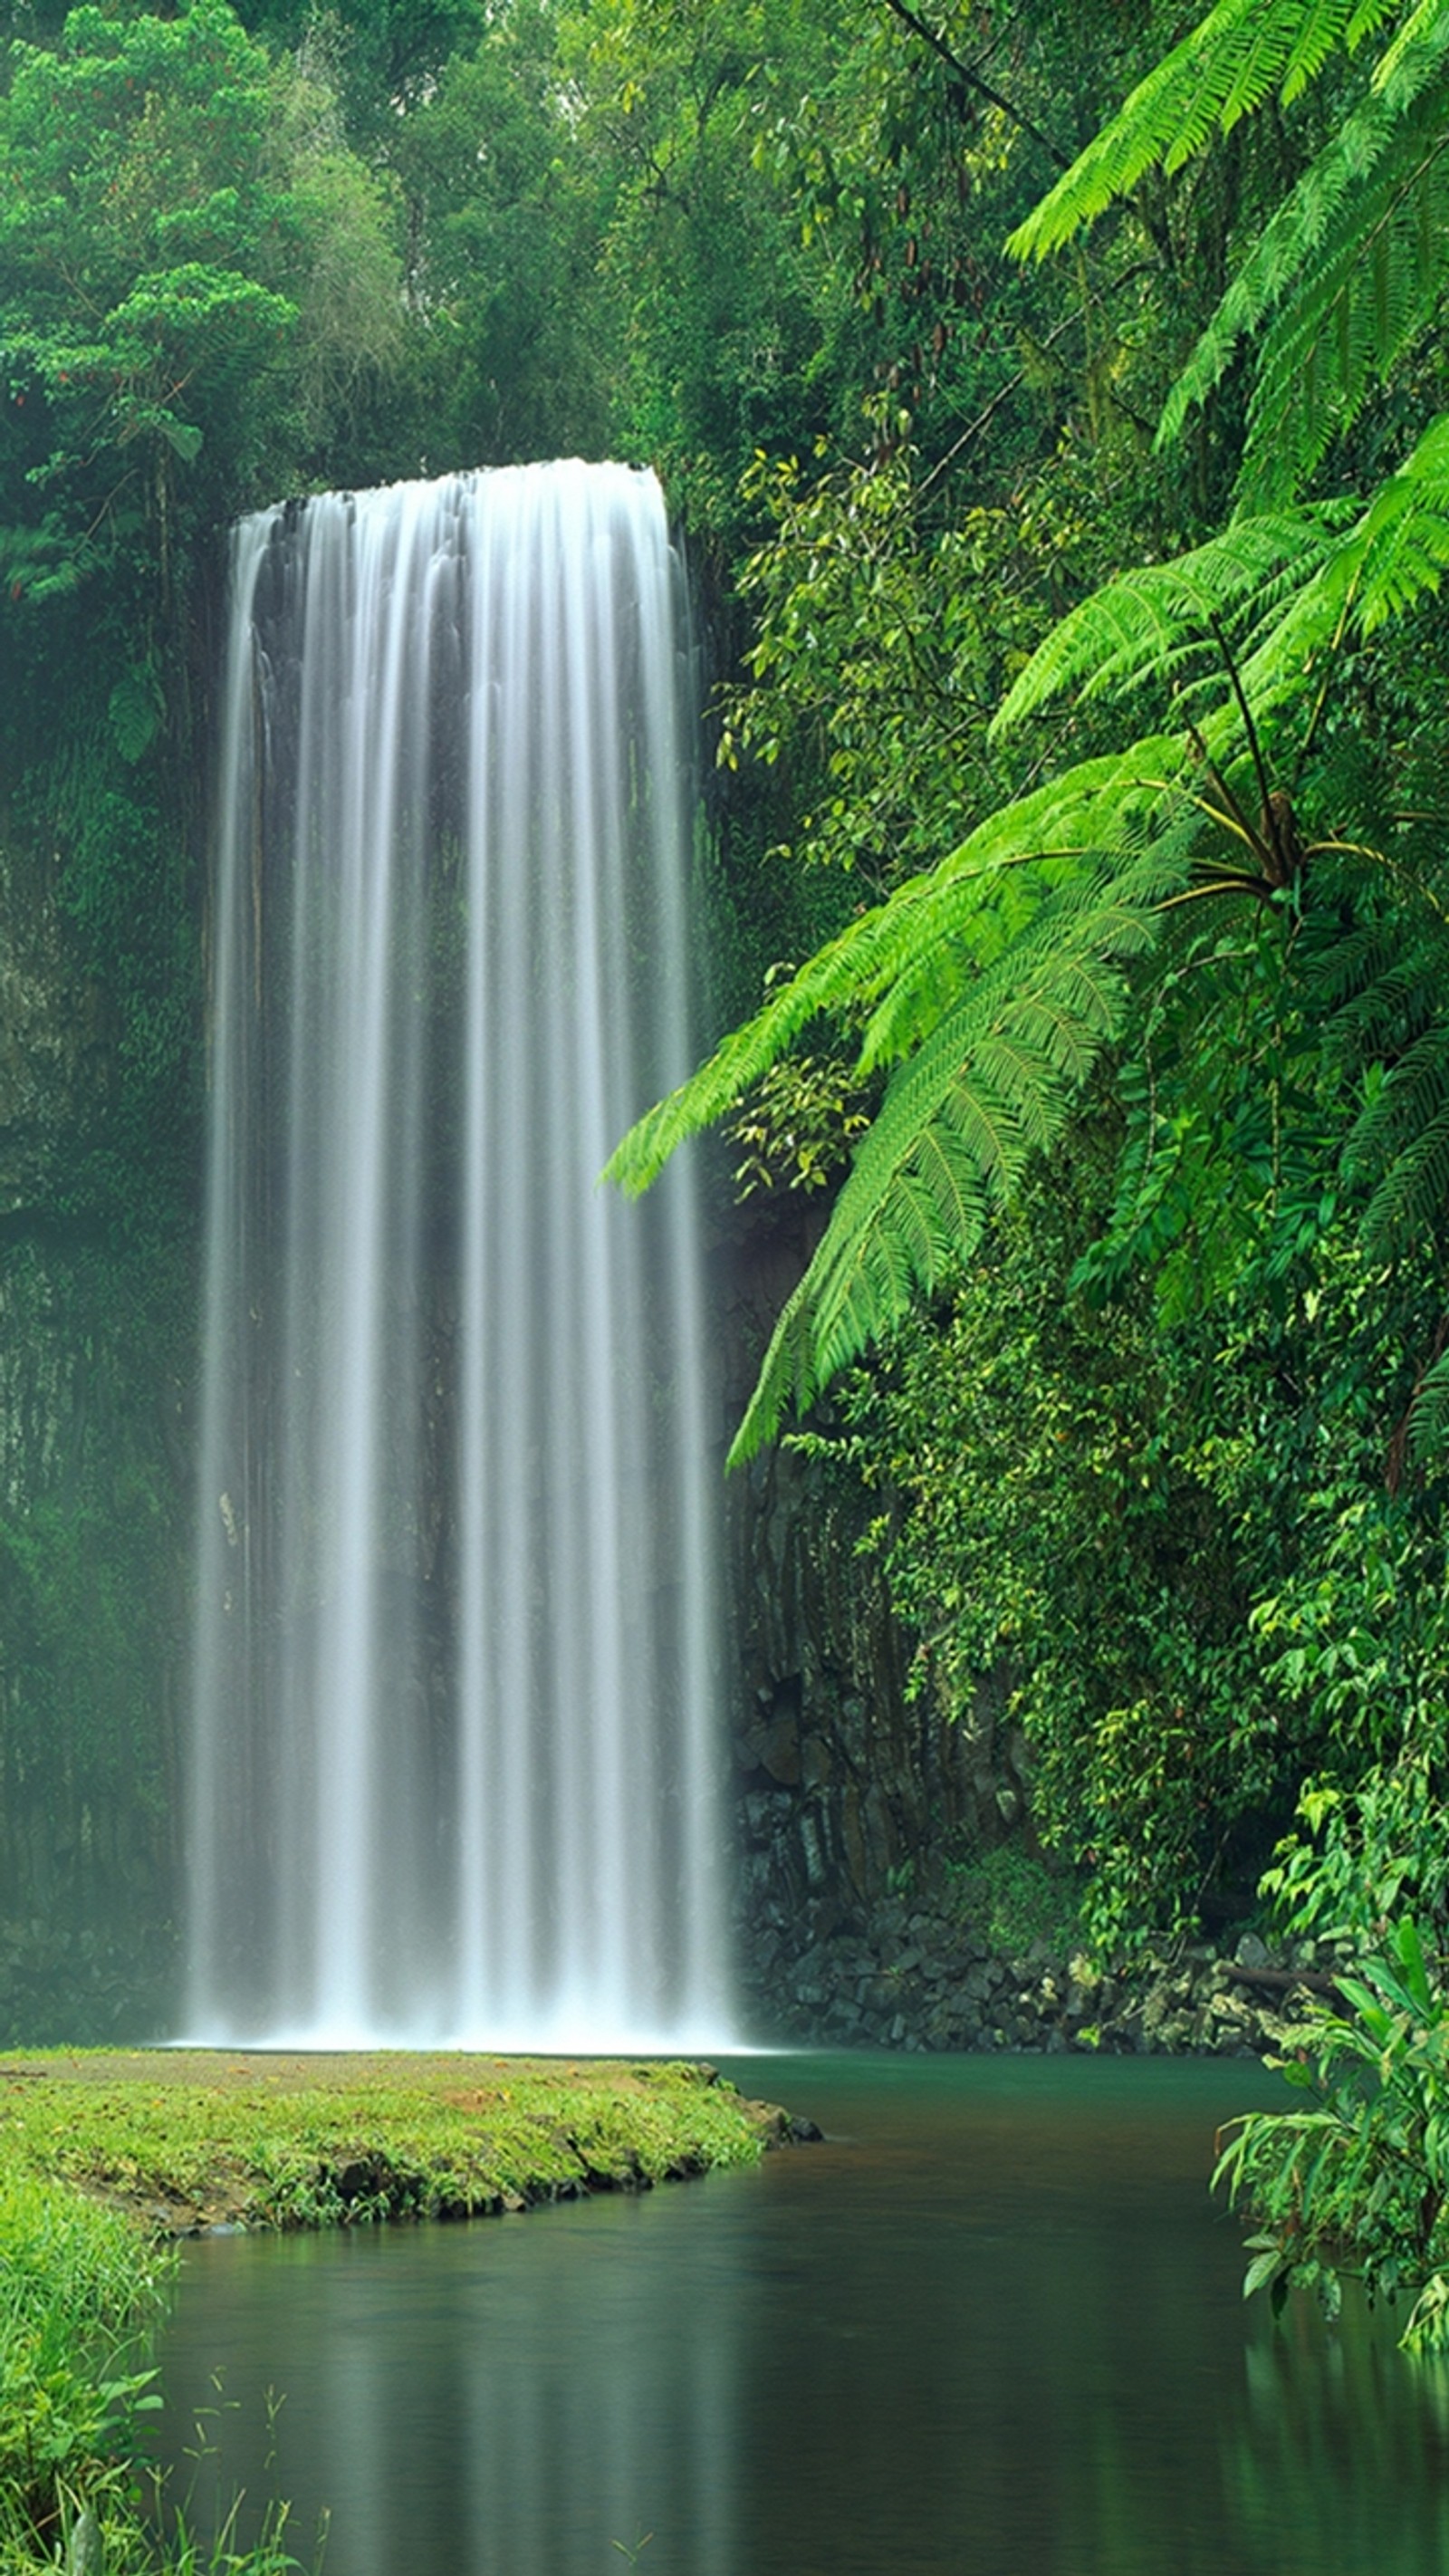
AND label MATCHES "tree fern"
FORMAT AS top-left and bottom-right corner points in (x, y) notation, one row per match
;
(1336, 989), (1449, 1247)
(607, 745), (1188, 1198)
(989, 417), (1449, 777)
(1157, 13), (1449, 496)
(1011, 0), (1449, 510)
(994, 414), (1444, 748)
(610, 2), (1449, 1465)
(612, 740), (1211, 1461)
(1008, 0), (1406, 263)
(991, 511), (1356, 736)
(1409, 1347), (1449, 1456)
(726, 879), (1161, 1463)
